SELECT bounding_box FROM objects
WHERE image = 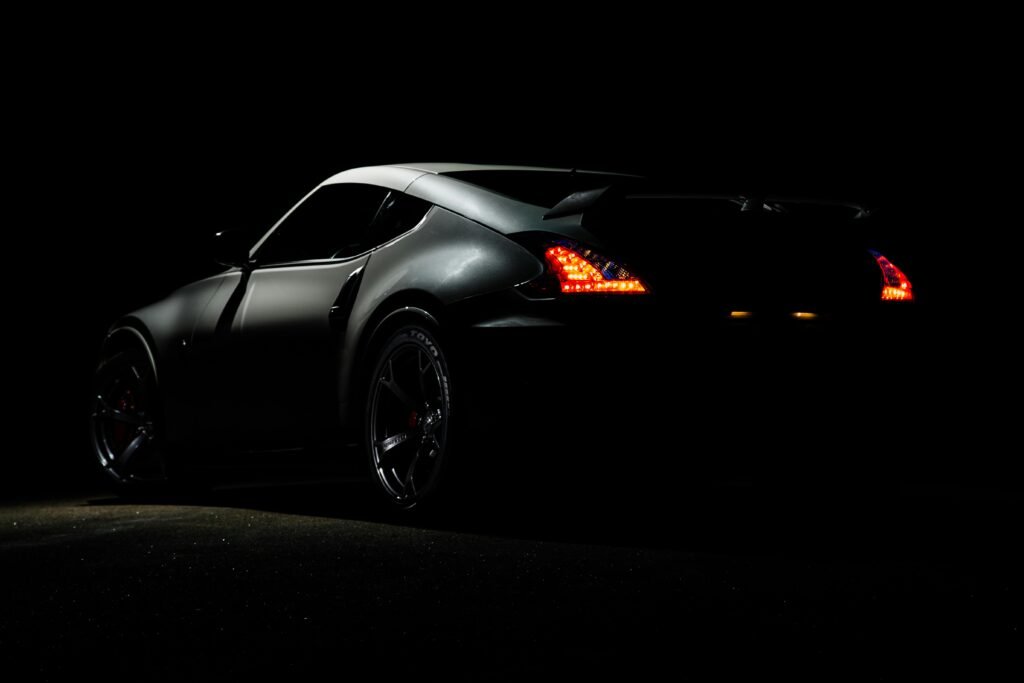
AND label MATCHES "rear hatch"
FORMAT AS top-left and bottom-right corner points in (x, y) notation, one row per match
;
(579, 195), (879, 318)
